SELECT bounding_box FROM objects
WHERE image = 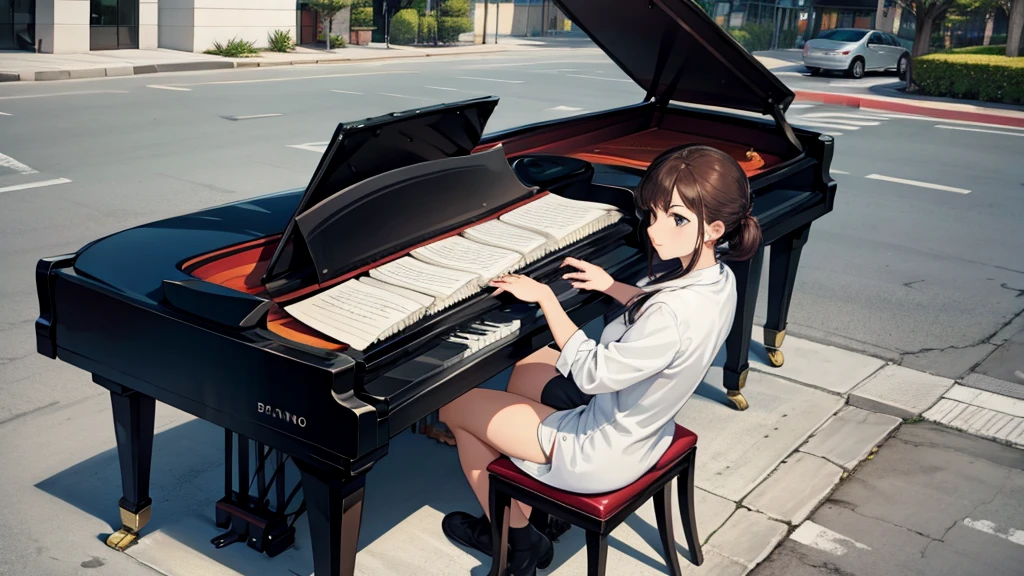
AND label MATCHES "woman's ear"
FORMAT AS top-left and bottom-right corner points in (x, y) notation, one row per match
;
(707, 220), (726, 242)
